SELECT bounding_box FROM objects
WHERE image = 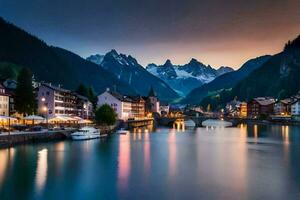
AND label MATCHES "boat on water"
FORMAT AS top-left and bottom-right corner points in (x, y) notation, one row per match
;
(202, 119), (233, 127)
(116, 128), (130, 135)
(71, 126), (104, 140)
